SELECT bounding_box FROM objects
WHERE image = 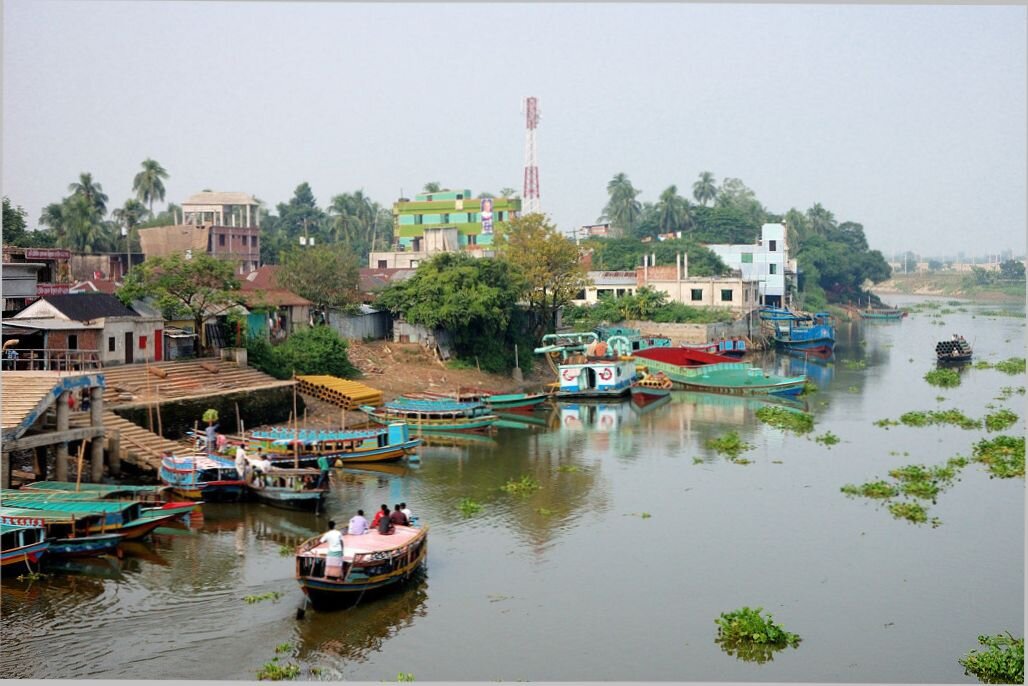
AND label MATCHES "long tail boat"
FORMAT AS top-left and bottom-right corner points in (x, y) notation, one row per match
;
(858, 308), (906, 320)
(247, 423), (421, 466)
(243, 466), (327, 512)
(632, 348), (807, 396)
(295, 524), (428, 610)
(412, 389), (550, 413)
(1, 506), (125, 557)
(0, 498), (177, 542)
(0, 524), (50, 573)
(360, 398), (498, 432)
(159, 453), (246, 501)
(18, 480), (171, 505)
(772, 312), (836, 355)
